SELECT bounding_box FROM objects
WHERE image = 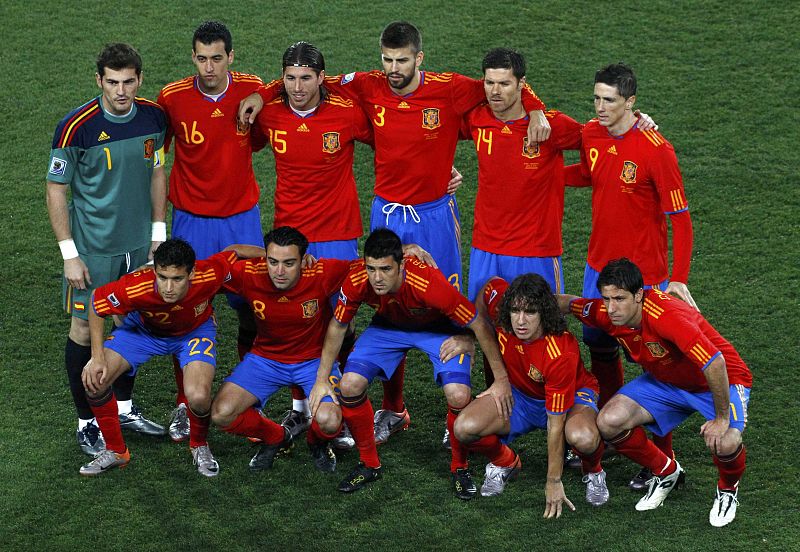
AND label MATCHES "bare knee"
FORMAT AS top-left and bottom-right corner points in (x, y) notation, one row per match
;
(596, 405), (628, 439)
(211, 396), (239, 428)
(714, 429), (743, 456)
(444, 384), (471, 410)
(566, 421), (600, 453)
(315, 403), (342, 434)
(340, 373), (366, 398)
(69, 317), (90, 346)
(453, 414), (480, 444)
